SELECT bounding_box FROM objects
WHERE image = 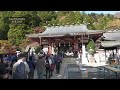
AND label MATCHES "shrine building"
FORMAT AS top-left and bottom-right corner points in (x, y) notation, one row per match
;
(26, 24), (104, 56)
